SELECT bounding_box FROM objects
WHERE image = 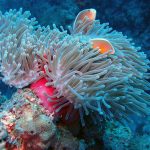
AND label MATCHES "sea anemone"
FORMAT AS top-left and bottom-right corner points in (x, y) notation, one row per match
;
(0, 8), (150, 126)
(40, 9), (150, 125)
(0, 8), (39, 88)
